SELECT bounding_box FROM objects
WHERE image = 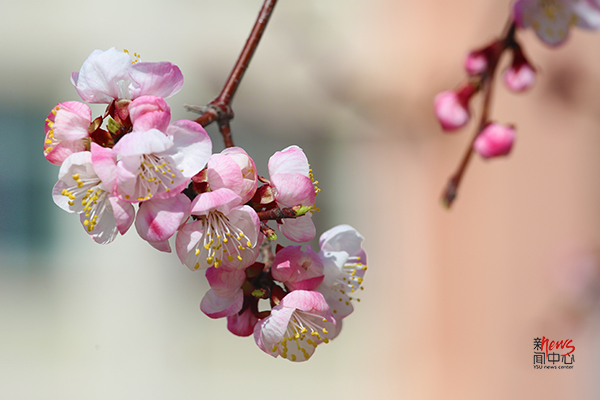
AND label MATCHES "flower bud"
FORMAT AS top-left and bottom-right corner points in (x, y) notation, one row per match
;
(503, 46), (536, 92)
(434, 83), (477, 132)
(464, 41), (502, 76)
(473, 123), (515, 159)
